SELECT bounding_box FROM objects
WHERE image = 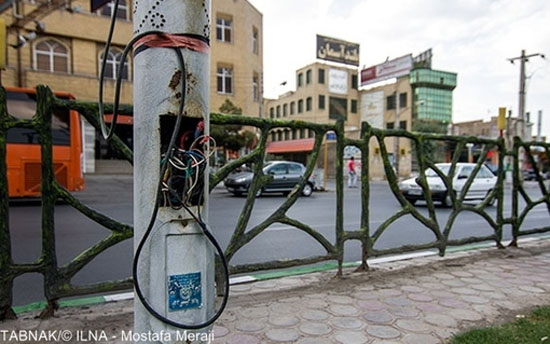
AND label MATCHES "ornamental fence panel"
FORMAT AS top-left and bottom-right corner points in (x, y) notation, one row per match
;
(0, 86), (548, 319)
